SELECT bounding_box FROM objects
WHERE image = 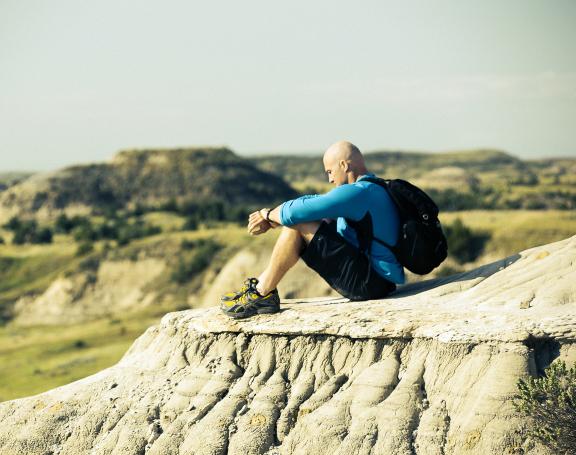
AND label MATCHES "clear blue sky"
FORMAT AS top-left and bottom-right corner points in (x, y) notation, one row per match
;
(1, 0), (575, 171)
